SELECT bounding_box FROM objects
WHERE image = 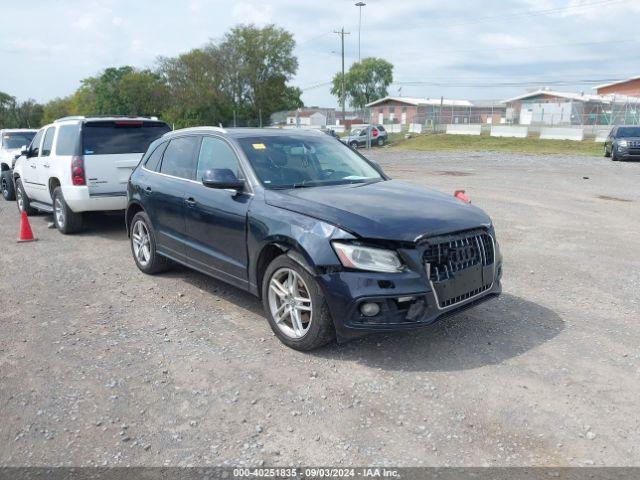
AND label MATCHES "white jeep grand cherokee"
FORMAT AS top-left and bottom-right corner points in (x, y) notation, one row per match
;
(13, 116), (170, 233)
